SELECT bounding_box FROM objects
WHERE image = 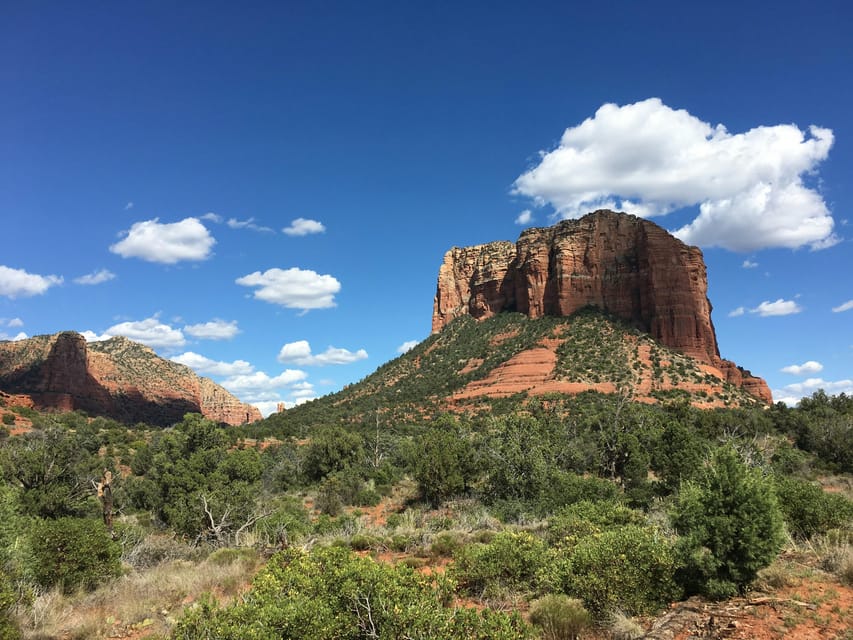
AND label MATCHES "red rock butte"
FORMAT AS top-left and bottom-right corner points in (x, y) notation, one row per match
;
(432, 210), (771, 403)
(0, 331), (261, 426)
